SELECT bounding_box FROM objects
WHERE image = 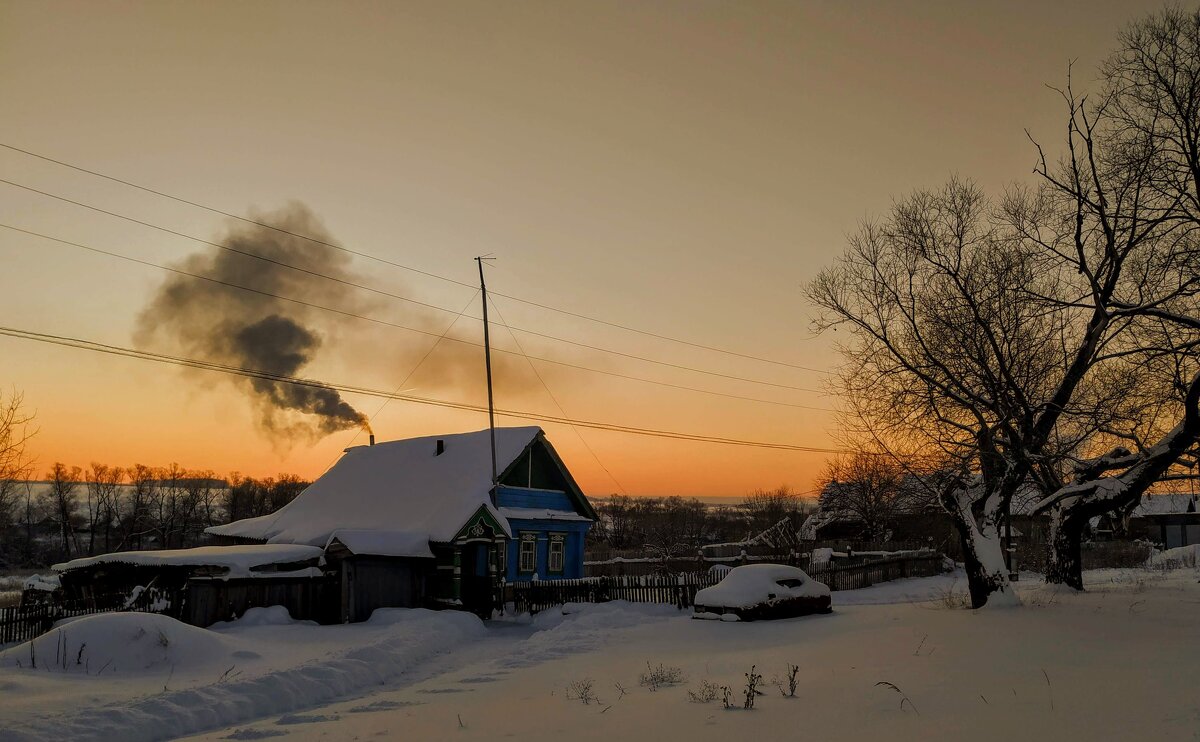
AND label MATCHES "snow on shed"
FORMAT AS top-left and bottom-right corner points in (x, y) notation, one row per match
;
(54, 544), (324, 579)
